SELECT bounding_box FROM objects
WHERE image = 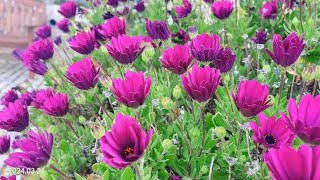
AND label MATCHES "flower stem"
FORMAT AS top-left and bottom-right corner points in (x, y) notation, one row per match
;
(49, 164), (72, 180)
(135, 110), (143, 126)
(312, 80), (318, 96)
(228, 164), (232, 180)
(93, 92), (113, 121)
(64, 119), (80, 139)
(278, 69), (286, 105)
(200, 106), (206, 151)
(133, 163), (142, 180)
(245, 130), (253, 163)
